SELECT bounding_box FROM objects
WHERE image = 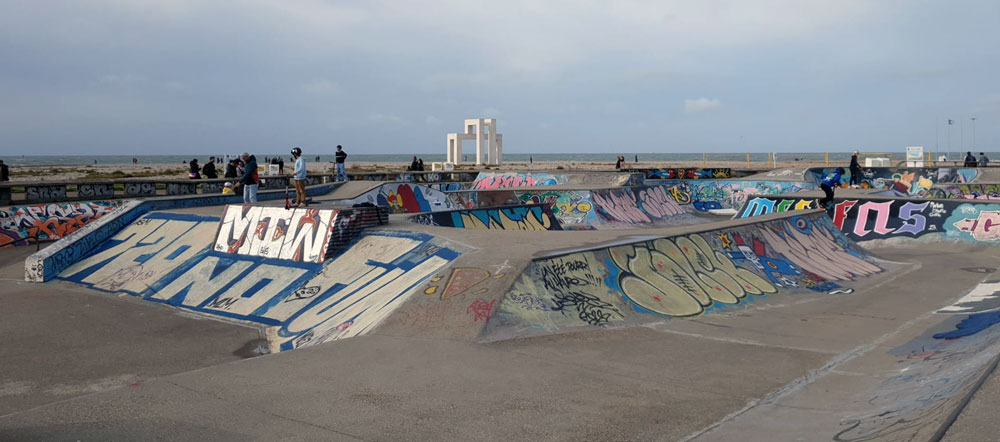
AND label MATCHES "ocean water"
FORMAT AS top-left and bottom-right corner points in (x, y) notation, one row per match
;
(1, 152), (988, 167)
